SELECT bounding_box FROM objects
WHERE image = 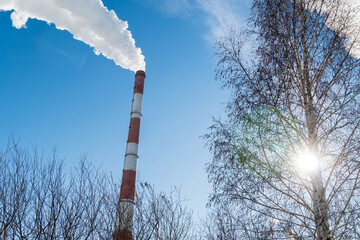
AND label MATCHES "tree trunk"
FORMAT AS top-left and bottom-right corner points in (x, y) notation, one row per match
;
(299, 3), (331, 238)
(305, 100), (331, 239)
(304, 90), (331, 239)
(302, 34), (331, 240)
